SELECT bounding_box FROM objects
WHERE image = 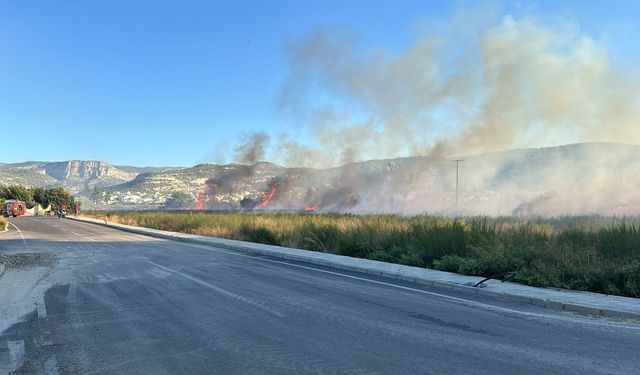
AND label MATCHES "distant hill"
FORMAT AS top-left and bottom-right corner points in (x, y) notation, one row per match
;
(0, 160), (179, 194)
(100, 162), (288, 208)
(2, 143), (640, 215)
